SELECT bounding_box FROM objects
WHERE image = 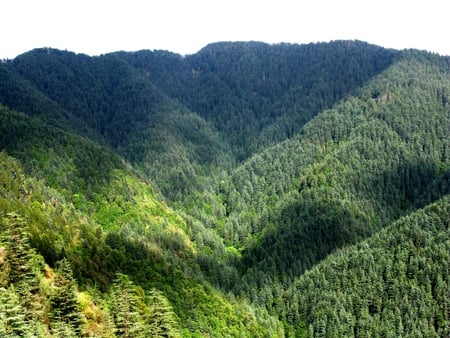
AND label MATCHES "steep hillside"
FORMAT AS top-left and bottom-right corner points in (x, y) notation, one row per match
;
(225, 51), (450, 293)
(0, 62), (95, 139)
(0, 105), (282, 336)
(122, 40), (398, 159)
(1, 41), (449, 337)
(282, 195), (450, 337)
(3, 48), (232, 201)
(115, 40), (399, 223)
(1, 41), (400, 223)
